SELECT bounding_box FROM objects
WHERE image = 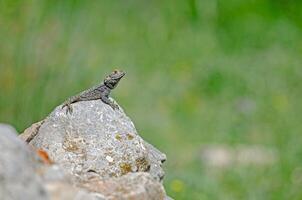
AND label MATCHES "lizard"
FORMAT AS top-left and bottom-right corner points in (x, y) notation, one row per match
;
(62, 69), (125, 114)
